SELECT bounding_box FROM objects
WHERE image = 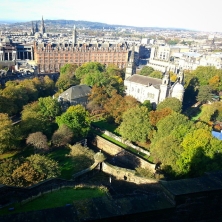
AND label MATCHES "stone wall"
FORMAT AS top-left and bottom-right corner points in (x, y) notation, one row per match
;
(102, 162), (156, 184)
(103, 130), (150, 156)
(95, 136), (155, 172)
